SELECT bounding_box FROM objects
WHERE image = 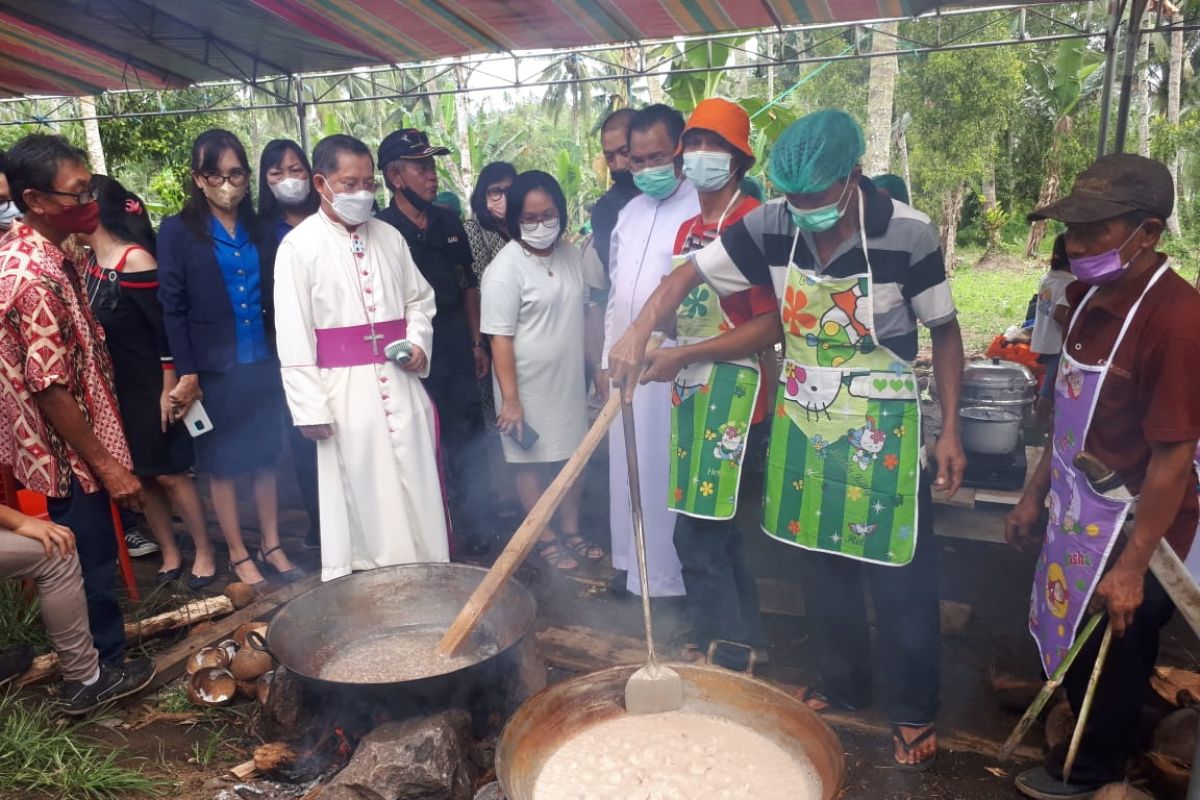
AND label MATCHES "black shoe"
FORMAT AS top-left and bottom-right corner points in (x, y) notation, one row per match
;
(1015, 766), (1105, 800)
(0, 645), (34, 688)
(155, 567), (183, 586)
(59, 656), (156, 717)
(186, 572), (217, 591)
(606, 569), (629, 597)
(303, 528), (321, 552)
(256, 546), (306, 584)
